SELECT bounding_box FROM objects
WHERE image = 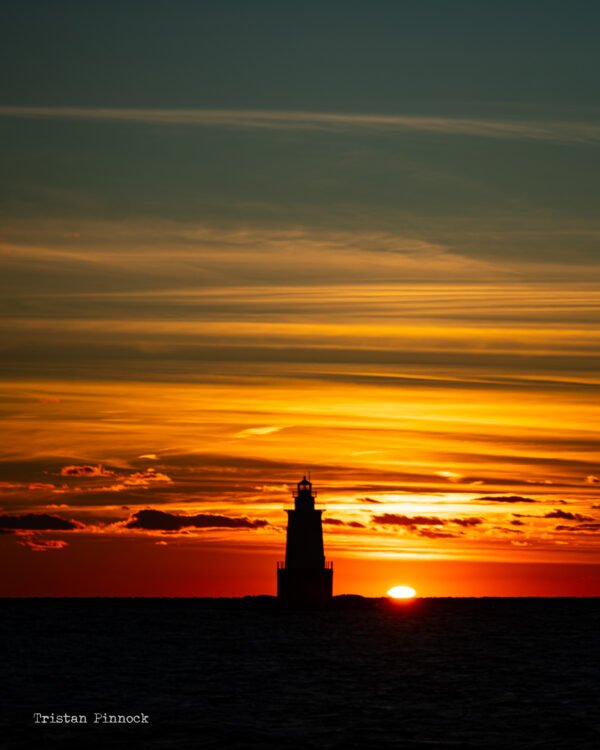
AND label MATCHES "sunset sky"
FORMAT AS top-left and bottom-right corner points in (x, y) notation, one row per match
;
(1, 1), (599, 596)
